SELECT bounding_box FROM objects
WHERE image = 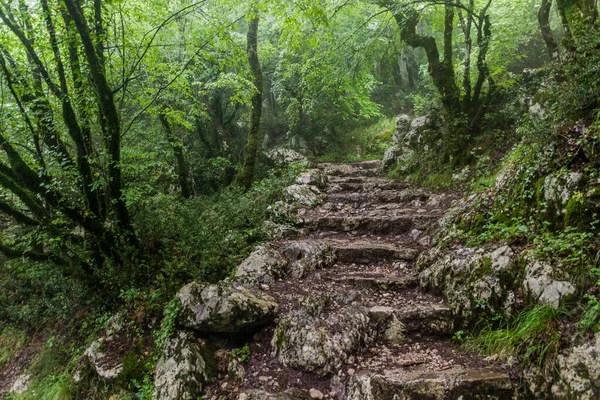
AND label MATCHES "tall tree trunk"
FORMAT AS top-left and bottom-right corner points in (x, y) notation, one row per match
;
(159, 113), (192, 199)
(236, 12), (263, 190)
(539, 0), (560, 61)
